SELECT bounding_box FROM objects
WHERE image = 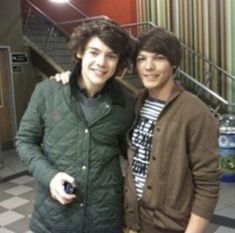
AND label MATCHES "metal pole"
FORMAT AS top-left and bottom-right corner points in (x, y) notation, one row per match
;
(67, 2), (88, 18)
